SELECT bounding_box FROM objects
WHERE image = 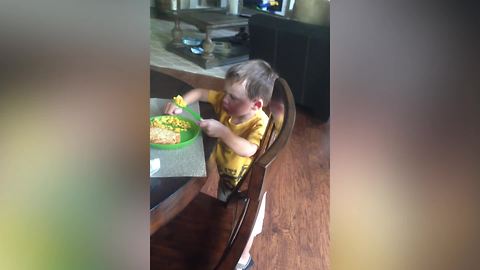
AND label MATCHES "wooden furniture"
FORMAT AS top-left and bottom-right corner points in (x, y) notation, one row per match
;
(150, 67), (217, 233)
(249, 13), (330, 122)
(166, 9), (250, 69)
(151, 78), (296, 269)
